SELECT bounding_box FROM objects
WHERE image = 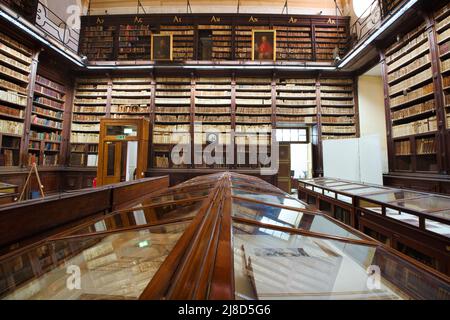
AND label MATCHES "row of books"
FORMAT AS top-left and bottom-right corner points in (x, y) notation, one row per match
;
(0, 42), (31, 65)
(321, 100), (353, 106)
(155, 155), (170, 168)
(36, 75), (65, 93)
(156, 106), (190, 114)
(276, 107), (317, 115)
(72, 114), (102, 122)
(196, 107), (230, 114)
(71, 133), (99, 143)
(392, 116), (437, 138)
(0, 52), (29, 73)
(0, 78), (27, 95)
(35, 84), (64, 100)
(111, 98), (150, 105)
(110, 105), (150, 113)
(27, 153), (39, 166)
(196, 90), (231, 97)
(74, 98), (108, 105)
(0, 104), (23, 118)
(235, 115), (271, 123)
(42, 154), (59, 166)
(391, 100), (434, 121)
(386, 25), (427, 64)
(395, 140), (411, 156)
(322, 107), (354, 114)
(195, 115), (231, 123)
(71, 123), (100, 132)
(0, 119), (23, 135)
(153, 132), (190, 144)
(155, 98), (190, 104)
(388, 53), (430, 83)
(111, 91), (151, 97)
(235, 98), (271, 105)
(34, 96), (64, 110)
(195, 98), (231, 105)
(0, 30), (32, 55)
(445, 93), (450, 106)
(28, 141), (40, 149)
(30, 130), (61, 141)
(0, 64), (28, 83)
(44, 142), (60, 151)
(277, 115), (316, 123)
(389, 40), (429, 73)
(73, 106), (106, 113)
(154, 124), (190, 132)
(155, 115), (190, 122)
(321, 116), (355, 124)
(32, 106), (63, 120)
(390, 83), (434, 108)
(321, 92), (353, 99)
(31, 115), (63, 129)
(321, 126), (356, 134)
(441, 58), (450, 73)
(76, 91), (108, 97)
(416, 137), (437, 154)
(389, 68), (433, 96)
